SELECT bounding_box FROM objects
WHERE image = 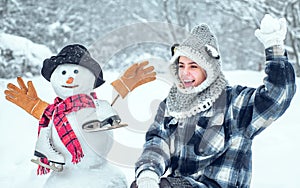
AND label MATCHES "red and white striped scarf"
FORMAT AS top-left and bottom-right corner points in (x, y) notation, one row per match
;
(37, 93), (97, 175)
